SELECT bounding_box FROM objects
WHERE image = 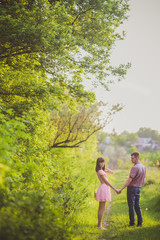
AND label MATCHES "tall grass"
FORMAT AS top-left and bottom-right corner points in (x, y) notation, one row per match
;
(99, 167), (160, 240)
(71, 169), (118, 240)
(70, 167), (160, 240)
